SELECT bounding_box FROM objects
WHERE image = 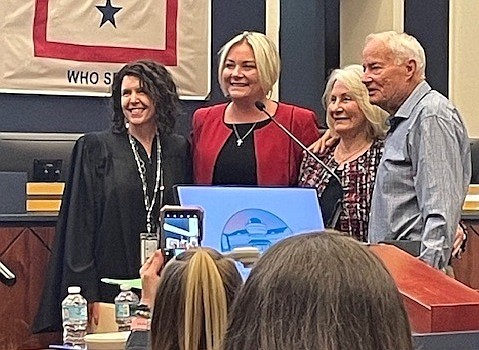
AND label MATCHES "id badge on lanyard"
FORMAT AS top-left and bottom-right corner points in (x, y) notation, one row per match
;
(140, 231), (159, 265)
